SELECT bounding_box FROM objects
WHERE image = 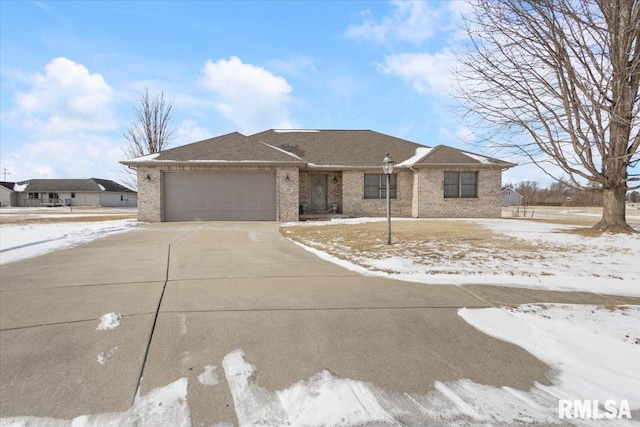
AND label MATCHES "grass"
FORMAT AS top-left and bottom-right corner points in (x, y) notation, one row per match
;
(281, 218), (636, 280)
(280, 219), (569, 276)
